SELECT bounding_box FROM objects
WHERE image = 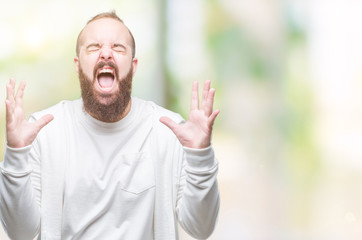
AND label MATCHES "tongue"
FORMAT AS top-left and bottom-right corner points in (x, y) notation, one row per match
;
(98, 76), (114, 88)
